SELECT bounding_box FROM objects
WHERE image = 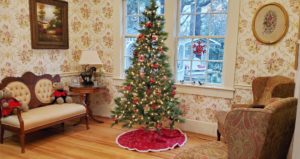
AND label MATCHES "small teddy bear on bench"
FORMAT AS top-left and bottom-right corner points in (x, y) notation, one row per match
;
(51, 82), (73, 104)
(0, 88), (29, 117)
